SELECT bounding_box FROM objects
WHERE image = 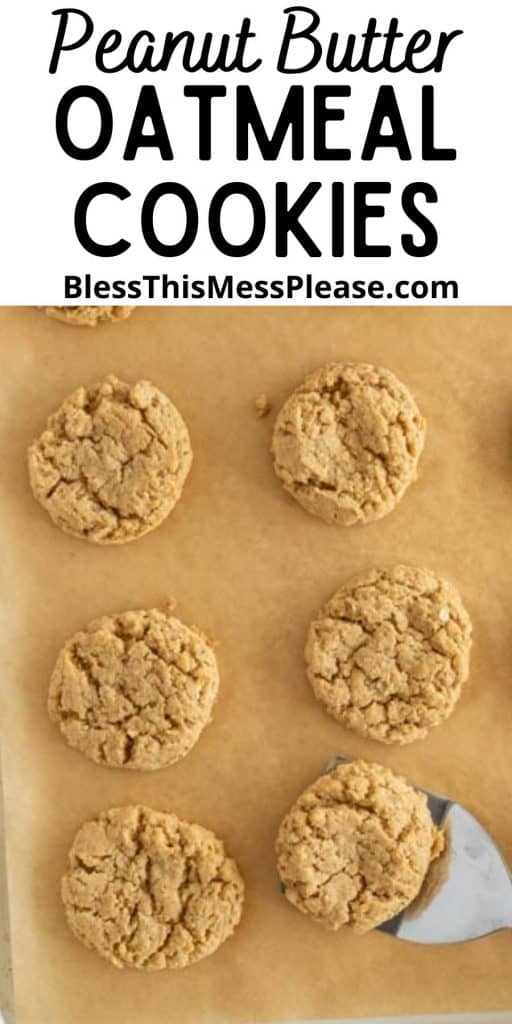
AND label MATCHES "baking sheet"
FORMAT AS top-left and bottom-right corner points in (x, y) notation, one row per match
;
(0, 306), (511, 1024)
(0, 758), (14, 1024)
